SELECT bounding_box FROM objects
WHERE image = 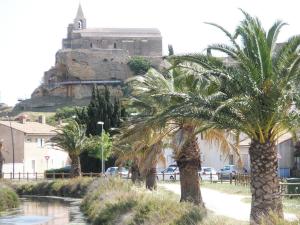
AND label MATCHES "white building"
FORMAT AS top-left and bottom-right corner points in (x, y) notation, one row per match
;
(0, 115), (70, 178)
